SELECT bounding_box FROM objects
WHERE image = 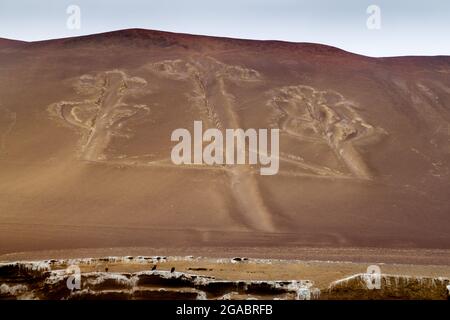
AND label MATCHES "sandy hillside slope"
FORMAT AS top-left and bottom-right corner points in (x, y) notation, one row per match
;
(0, 29), (449, 254)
